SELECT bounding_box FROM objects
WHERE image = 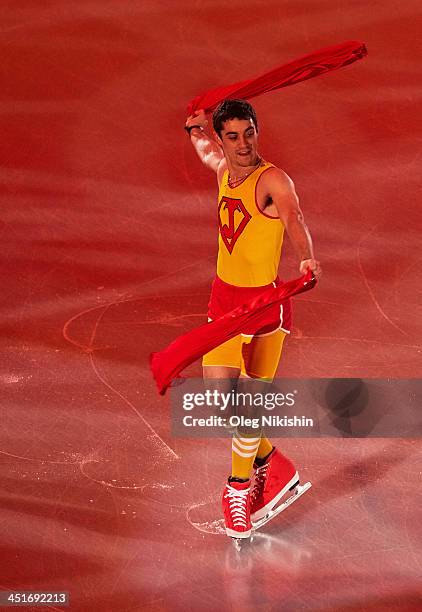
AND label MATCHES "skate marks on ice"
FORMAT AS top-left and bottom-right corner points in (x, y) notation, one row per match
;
(79, 453), (145, 491)
(62, 295), (180, 462)
(80, 449), (199, 510)
(0, 445), (174, 496)
(78, 440), (180, 497)
(0, 447), (91, 466)
(186, 493), (226, 535)
(357, 225), (409, 337)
